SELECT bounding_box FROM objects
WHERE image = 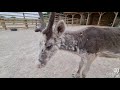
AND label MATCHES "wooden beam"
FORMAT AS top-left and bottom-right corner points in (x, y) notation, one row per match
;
(1, 19), (7, 30)
(65, 15), (67, 24)
(86, 13), (90, 25)
(72, 15), (74, 25)
(80, 13), (83, 25)
(112, 12), (118, 27)
(97, 13), (103, 25)
(23, 13), (28, 29)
